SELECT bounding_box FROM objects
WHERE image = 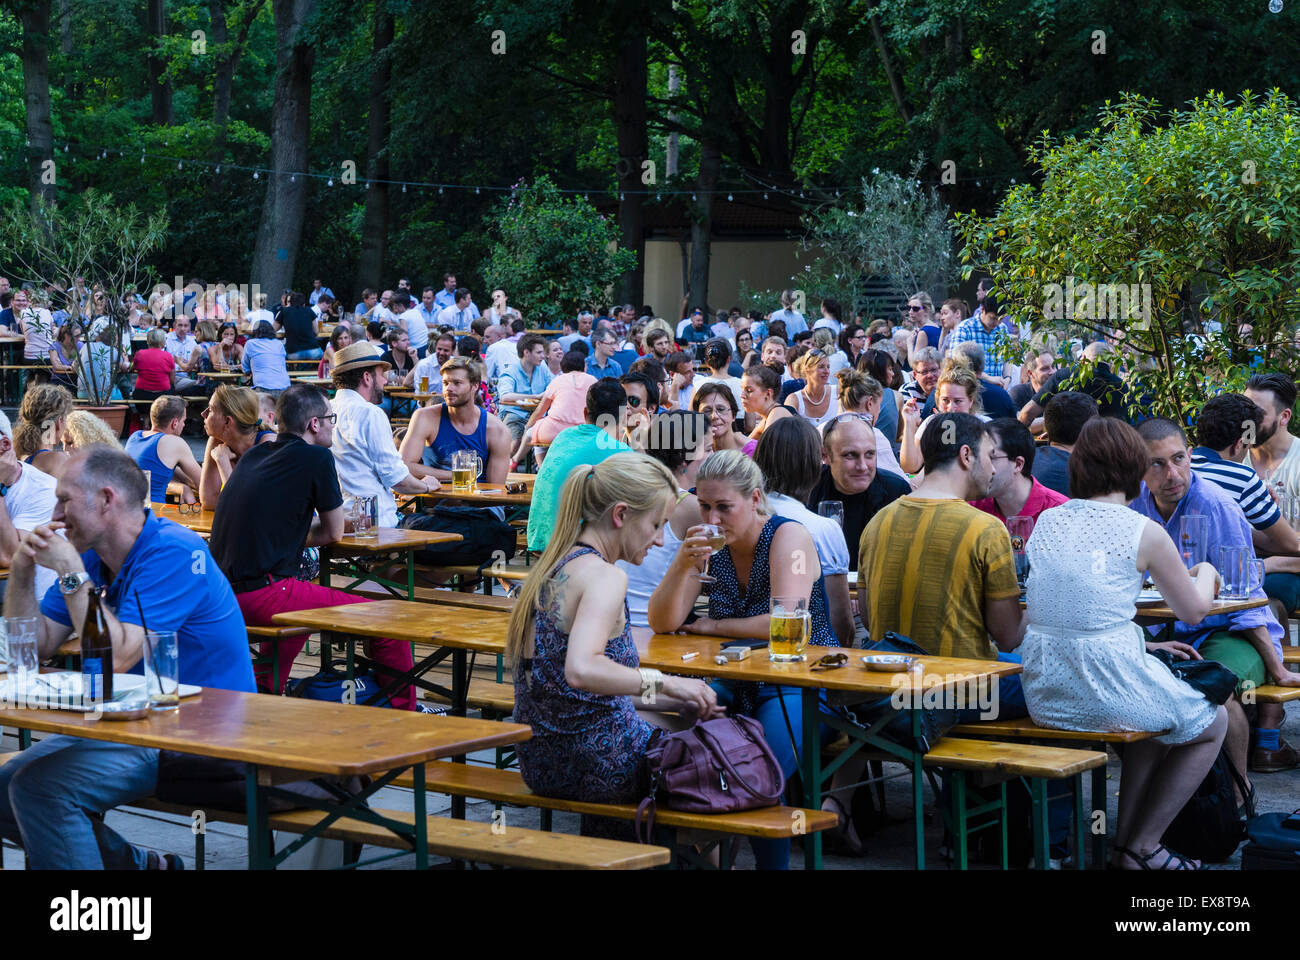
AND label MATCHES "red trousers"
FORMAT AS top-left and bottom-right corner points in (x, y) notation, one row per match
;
(237, 577), (416, 710)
